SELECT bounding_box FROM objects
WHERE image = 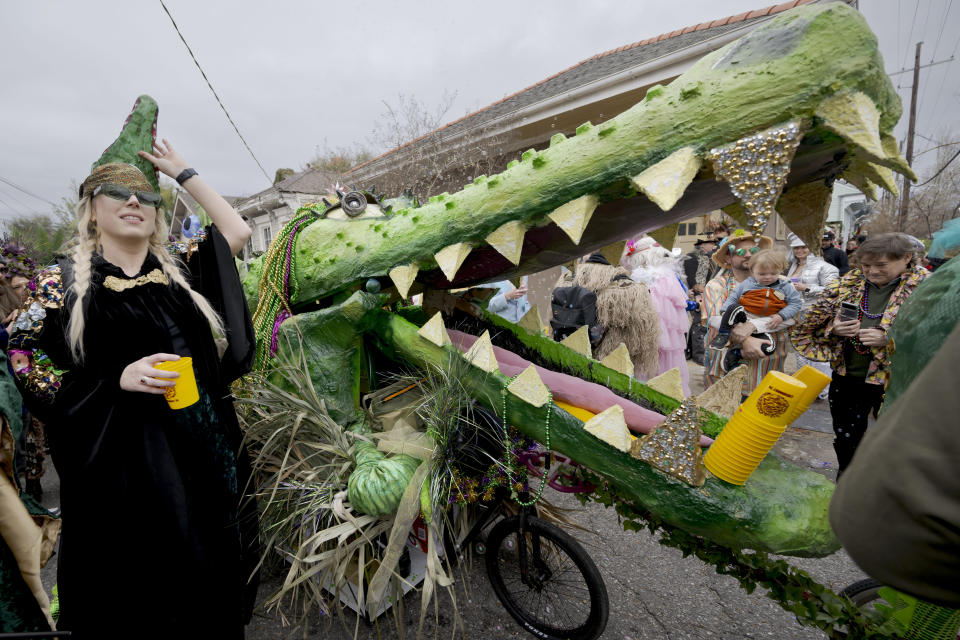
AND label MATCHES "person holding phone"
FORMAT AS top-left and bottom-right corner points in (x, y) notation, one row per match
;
(487, 278), (530, 323)
(790, 233), (928, 476)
